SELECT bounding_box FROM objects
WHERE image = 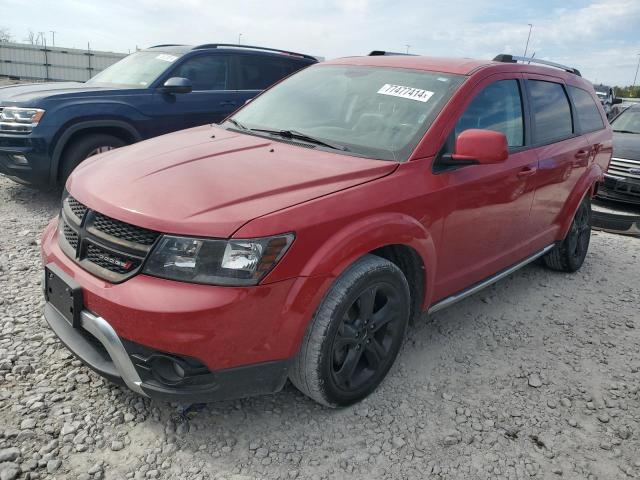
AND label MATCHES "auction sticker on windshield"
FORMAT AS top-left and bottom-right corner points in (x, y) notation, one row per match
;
(377, 84), (434, 102)
(156, 54), (178, 62)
